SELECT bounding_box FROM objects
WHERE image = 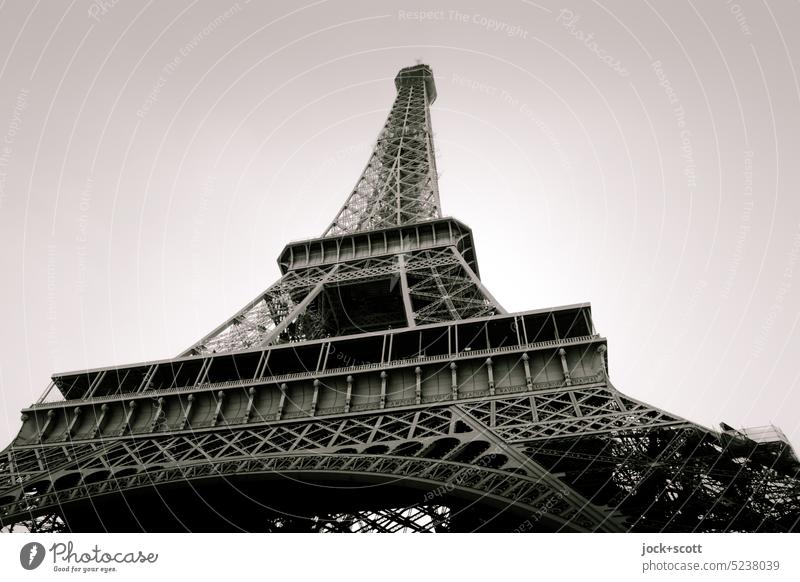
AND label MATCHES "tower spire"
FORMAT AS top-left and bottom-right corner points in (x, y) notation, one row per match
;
(324, 64), (441, 236)
(175, 64), (500, 356)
